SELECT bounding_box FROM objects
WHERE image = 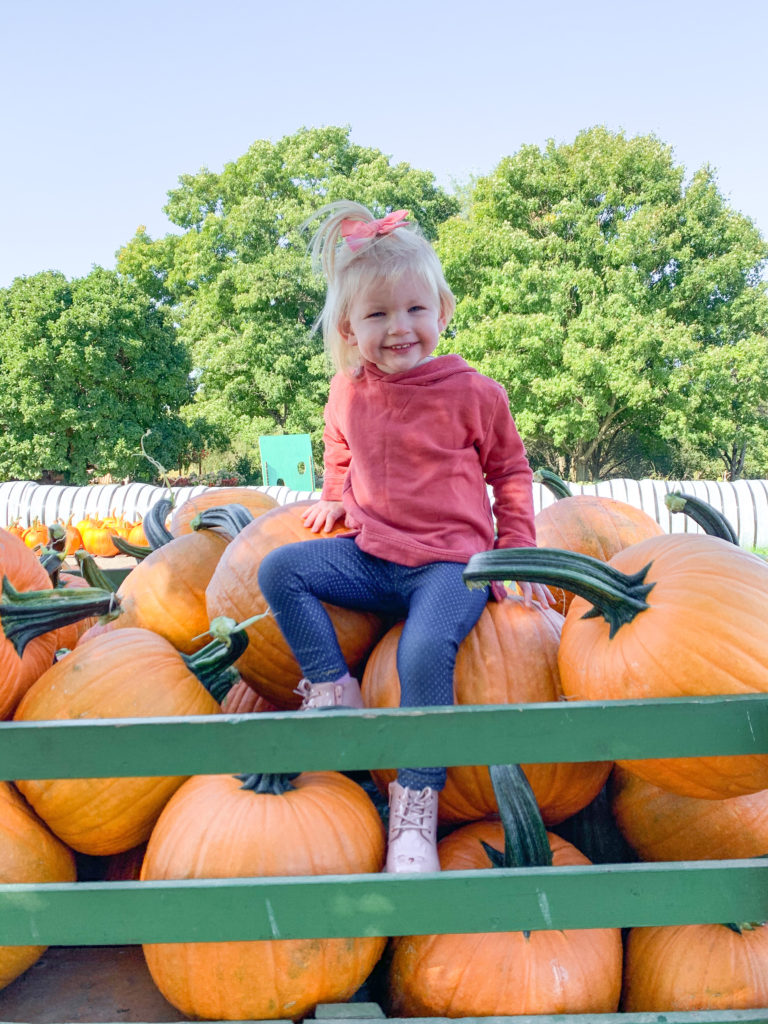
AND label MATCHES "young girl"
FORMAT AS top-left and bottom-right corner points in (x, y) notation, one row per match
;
(258, 200), (552, 873)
